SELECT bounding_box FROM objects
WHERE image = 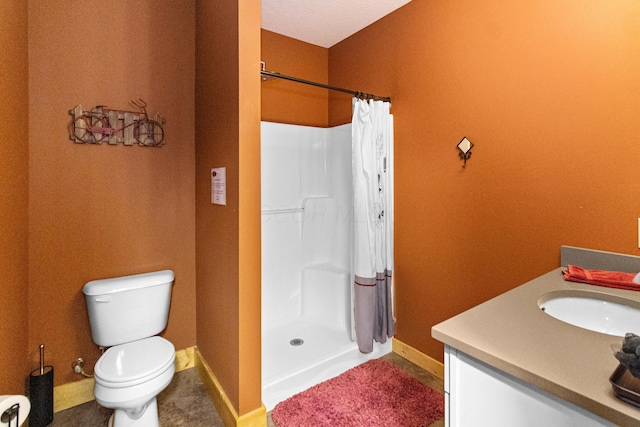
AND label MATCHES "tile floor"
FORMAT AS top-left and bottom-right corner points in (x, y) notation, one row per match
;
(50, 352), (444, 427)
